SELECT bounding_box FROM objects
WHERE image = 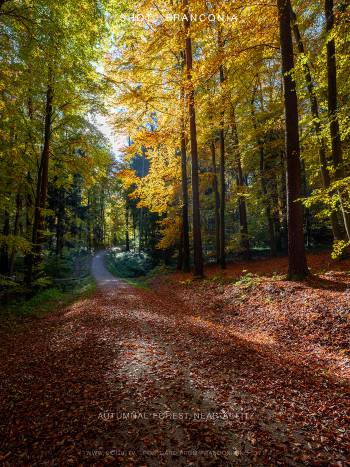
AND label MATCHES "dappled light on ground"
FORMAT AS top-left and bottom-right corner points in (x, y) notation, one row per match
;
(0, 252), (349, 465)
